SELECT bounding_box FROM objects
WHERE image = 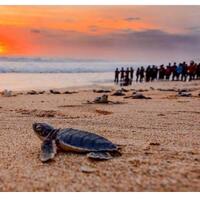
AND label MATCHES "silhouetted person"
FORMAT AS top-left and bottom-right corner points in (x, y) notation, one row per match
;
(125, 67), (130, 80)
(176, 63), (183, 81)
(124, 69), (129, 86)
(140, 66), (145, 82)
(120, 67), (125, 81)
(149, 66), (153, 81)
(130, 67), (134, 80)
(152, 65), (158, 81)
(114, 60), (199, 85)
(155, 66), (158, 80)
(146, 65), (151, 82)
(181, 62), (188, 81)
(172, 62), (177, 81)
(188, 61), (195, 81)
(165, 63), (171, 80)
(159, 65), (165, 80)
(136, 67), (140, 82)
(123, 67), (130, 86)
(114, 68), (120, 84)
